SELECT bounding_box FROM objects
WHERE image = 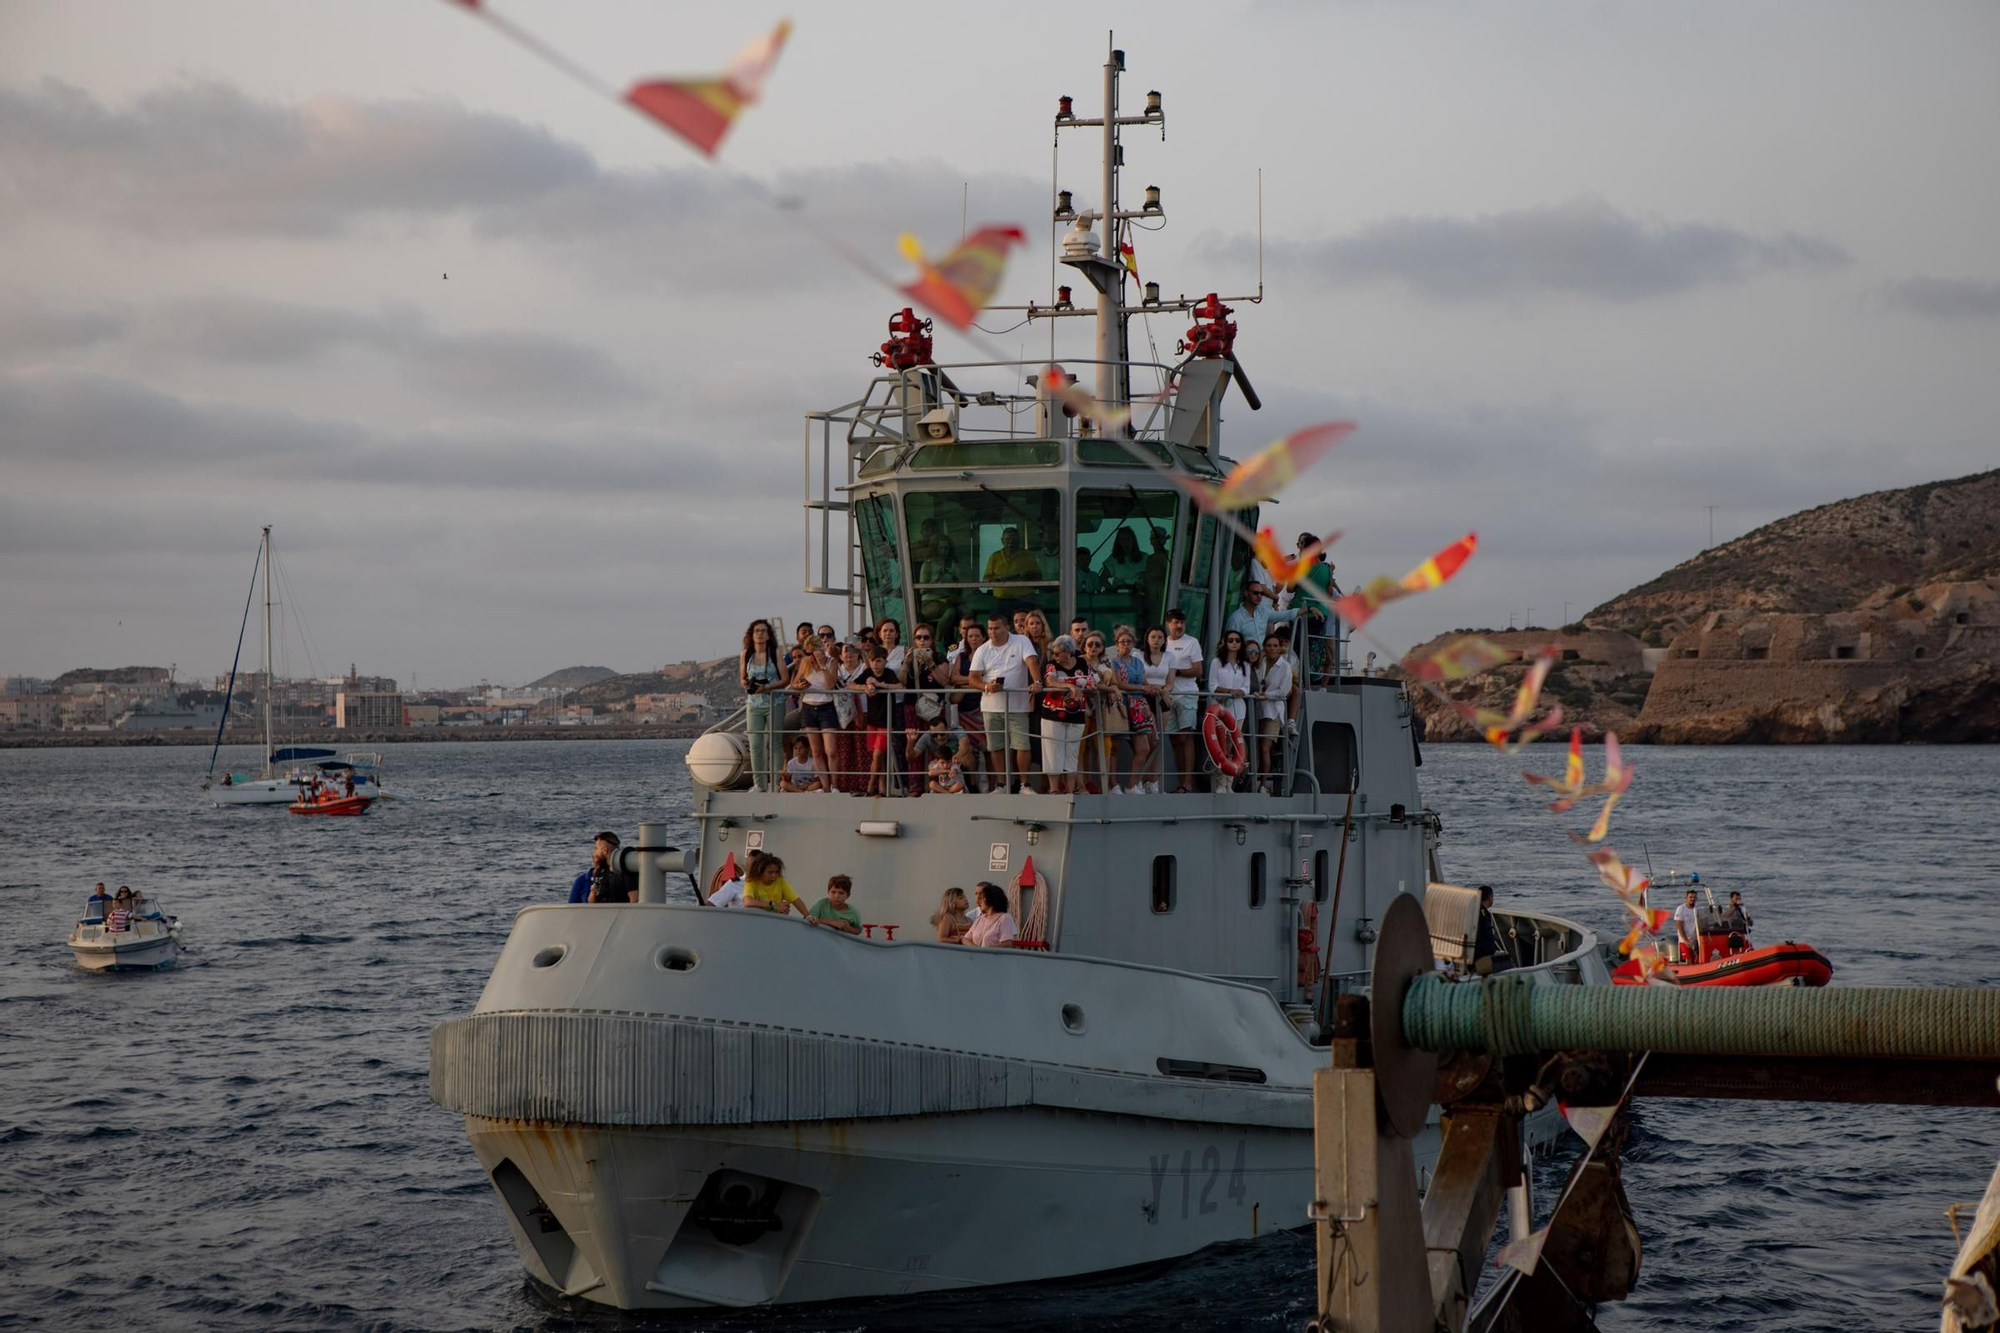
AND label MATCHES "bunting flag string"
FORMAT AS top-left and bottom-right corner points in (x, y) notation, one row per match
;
(1400, 635), (1510, 685)
(899, 227), (1029, 330)
(1175, 422), (1356, 514)
(1332, 532), (1478, 632)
